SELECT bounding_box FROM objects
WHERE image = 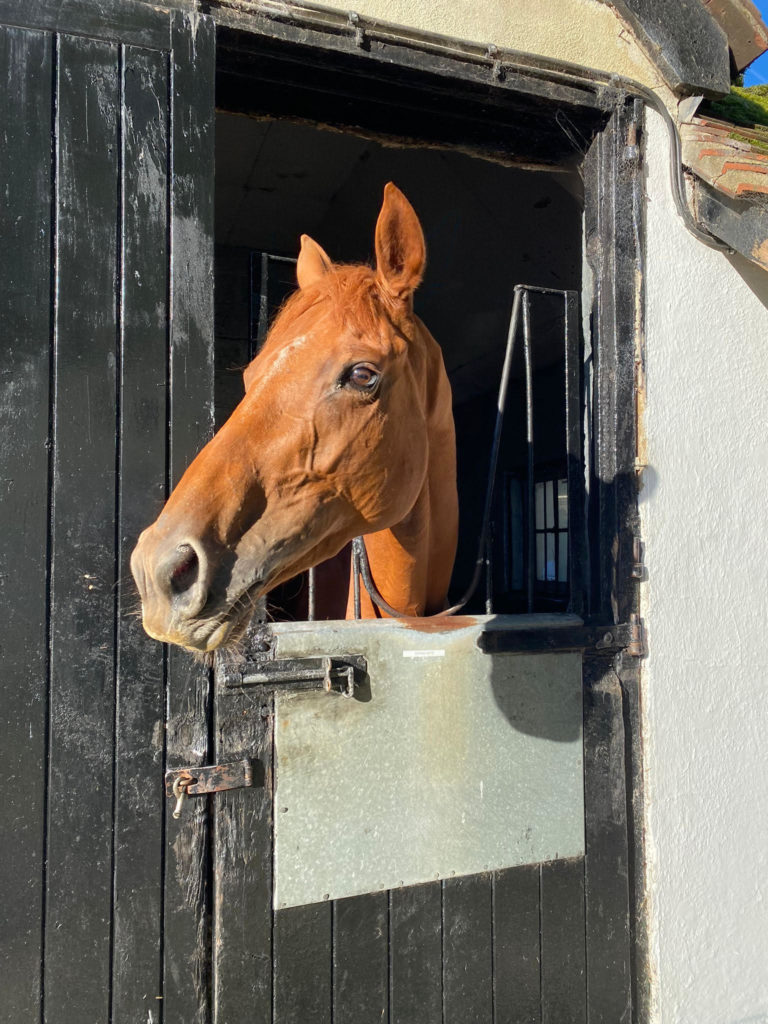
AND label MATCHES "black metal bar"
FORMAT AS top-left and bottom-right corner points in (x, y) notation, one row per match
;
(553, 484), (560, 587)
(478, 622), (633, 656)
(512, 283), (571, 296)
(257, 251), (269, 351)
(484, 533), (493, 615)
(522, 291), (535, 613)
(247, 249), (257, 360)
(439, 286), (524, 615)
(307, 565), (316, 621)
(351, 539), (362, 619)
